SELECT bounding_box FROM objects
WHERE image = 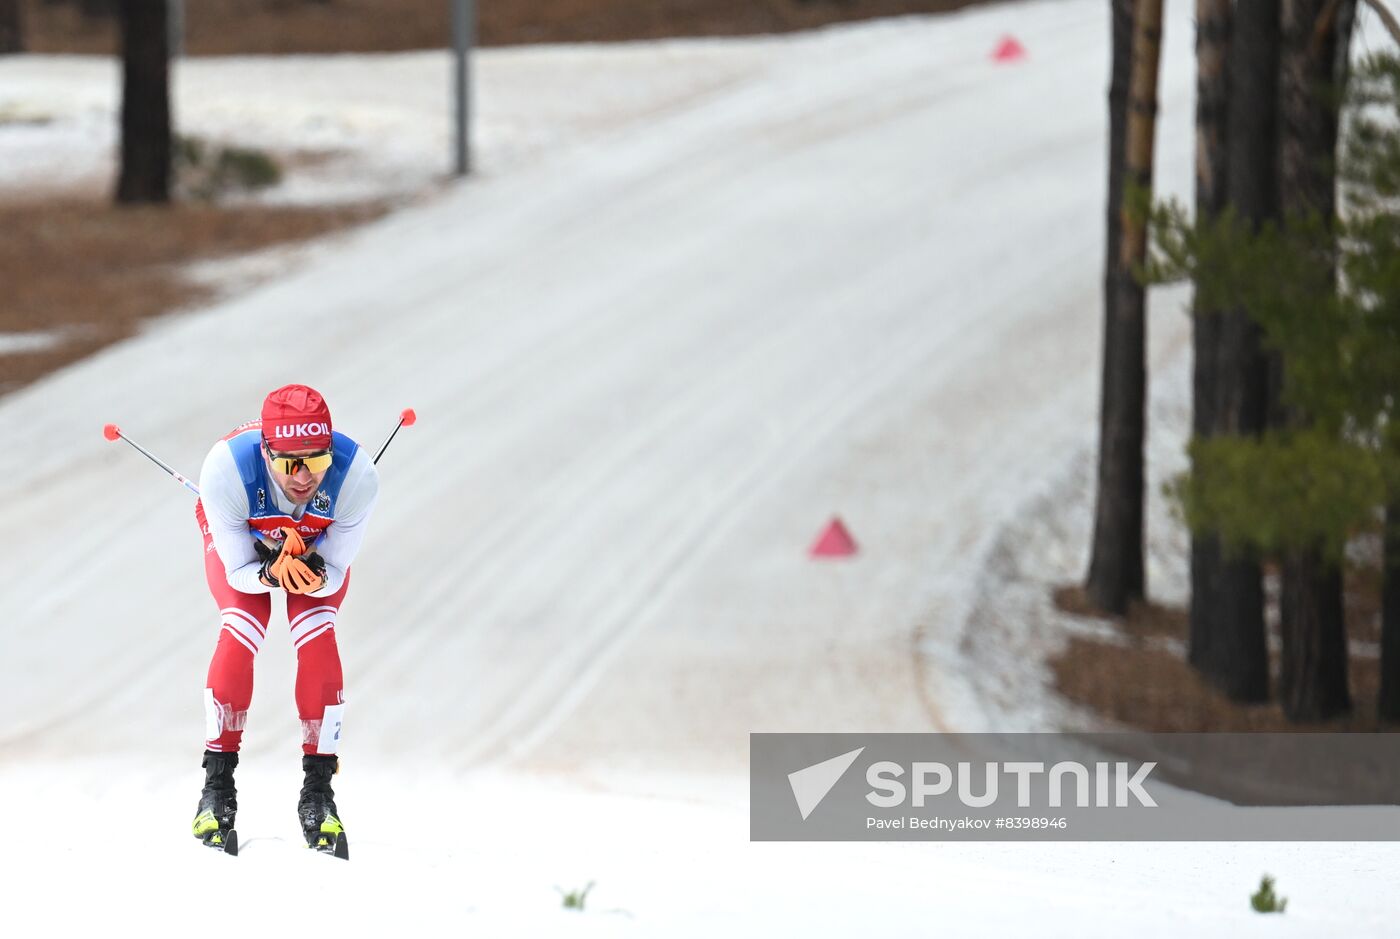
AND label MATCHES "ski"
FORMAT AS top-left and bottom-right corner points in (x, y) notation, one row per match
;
(307, 829), (349, 860)
(200, 828), (239, 856)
